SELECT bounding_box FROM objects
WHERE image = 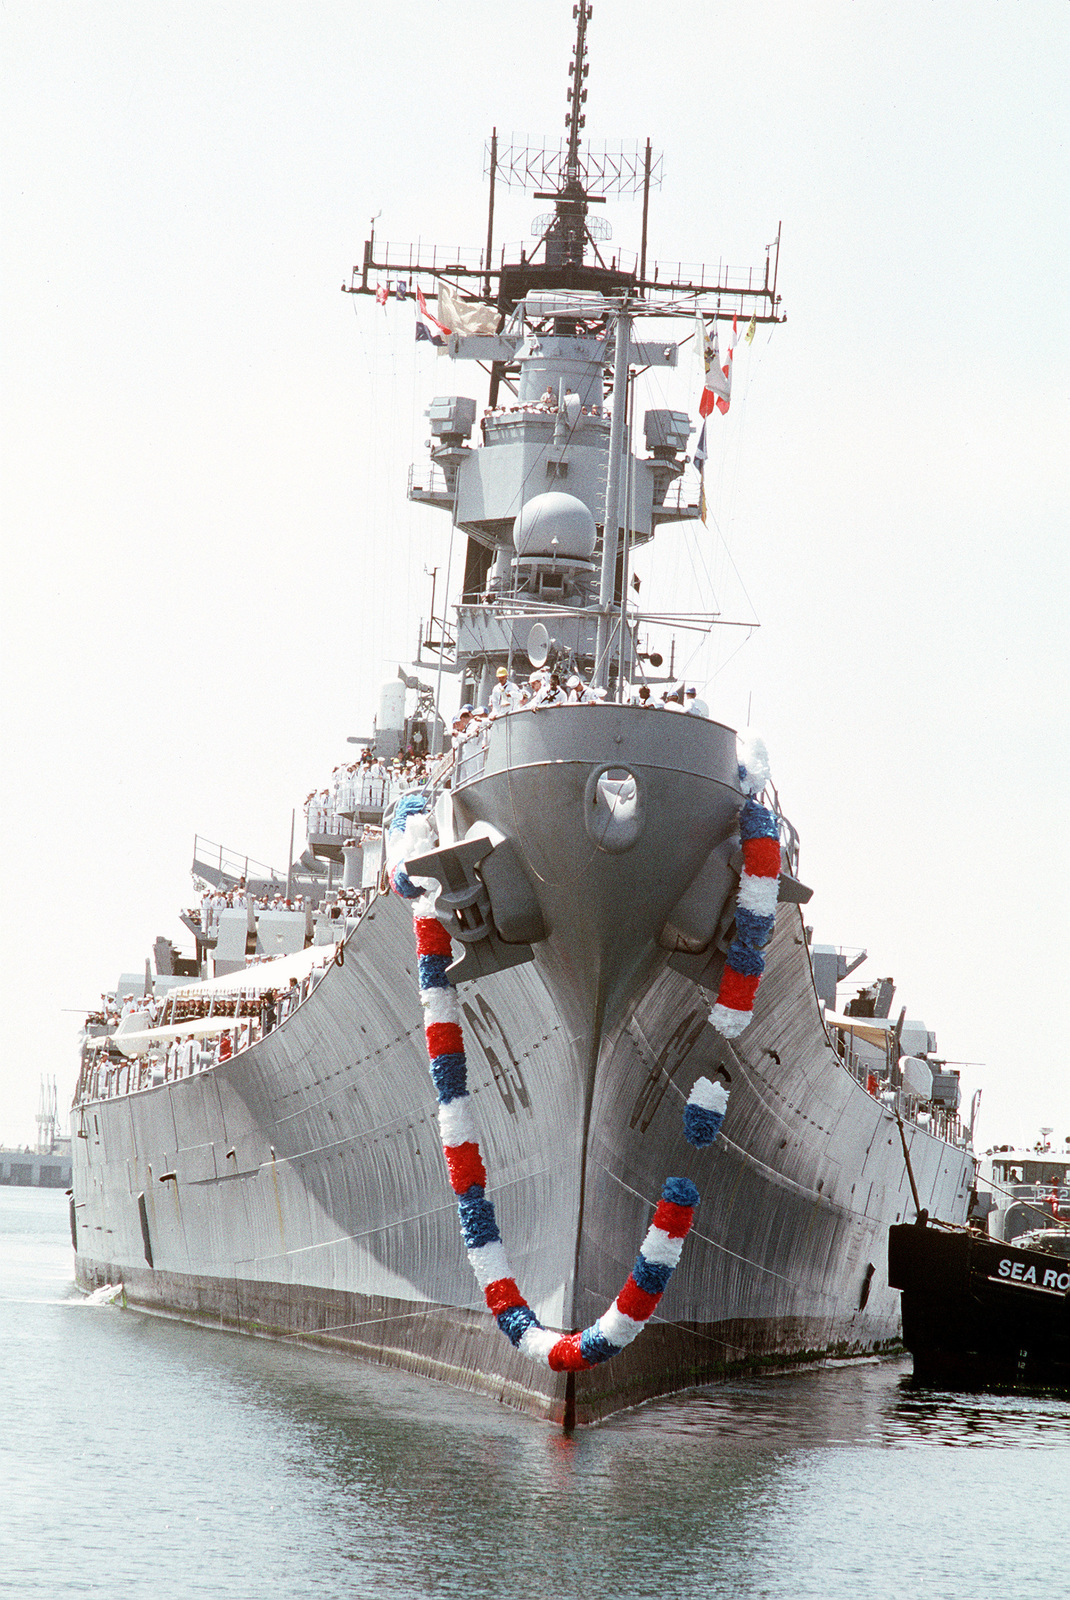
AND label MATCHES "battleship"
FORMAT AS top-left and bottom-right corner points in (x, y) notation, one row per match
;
(71, 6), (977, 1425)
